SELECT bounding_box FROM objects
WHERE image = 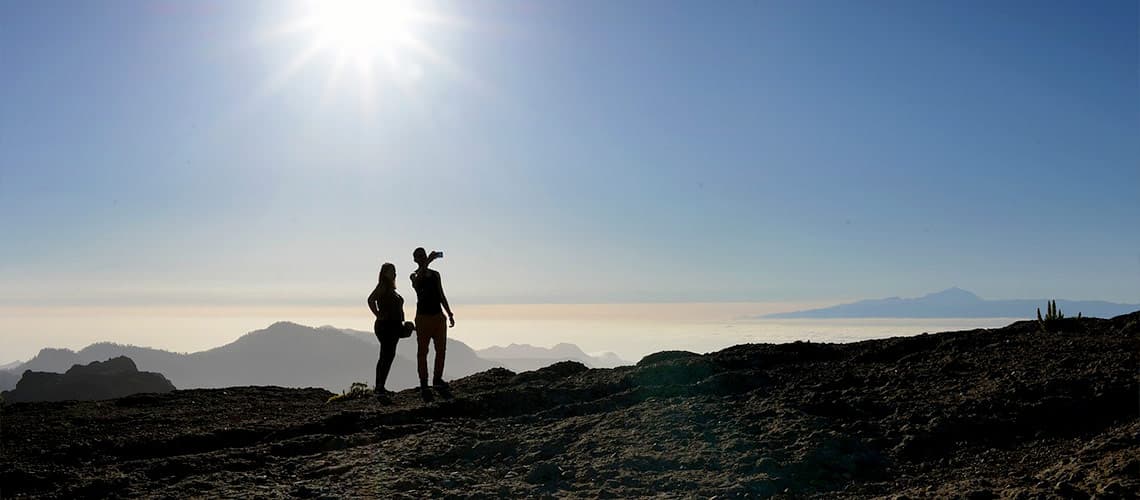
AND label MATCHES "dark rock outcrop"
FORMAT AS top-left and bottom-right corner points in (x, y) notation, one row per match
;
(2, 312), (1137, 498)
(2, 356), (175, 403)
